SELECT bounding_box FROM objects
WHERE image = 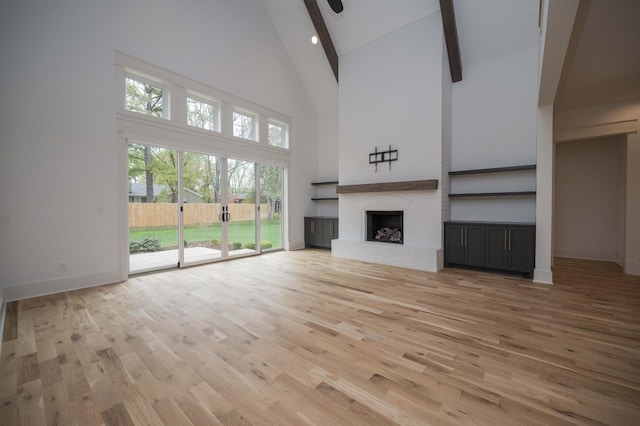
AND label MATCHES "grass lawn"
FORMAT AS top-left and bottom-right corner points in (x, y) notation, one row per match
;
(130, 219), (282, 248)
